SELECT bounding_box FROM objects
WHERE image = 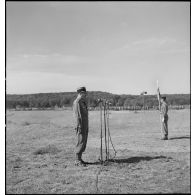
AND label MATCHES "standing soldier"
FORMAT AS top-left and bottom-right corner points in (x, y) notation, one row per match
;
(73, 87), (88, 166)
(157, 88), (169, 140)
